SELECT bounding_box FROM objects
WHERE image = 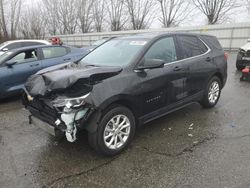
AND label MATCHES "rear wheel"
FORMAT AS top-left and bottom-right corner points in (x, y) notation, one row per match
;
(88, 105), (135, 156)
(200, 76), (221, 108)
